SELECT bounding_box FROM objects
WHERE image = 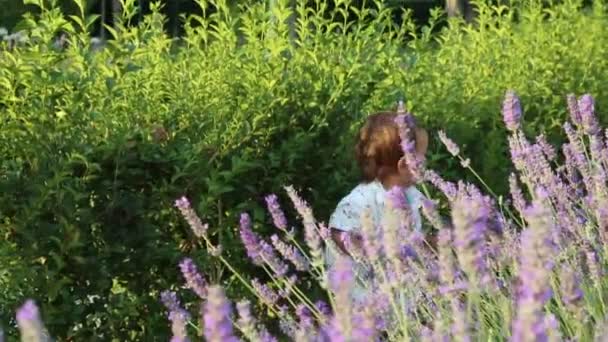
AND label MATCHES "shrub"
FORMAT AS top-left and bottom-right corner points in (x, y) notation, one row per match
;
(2, 0), (608, 339)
